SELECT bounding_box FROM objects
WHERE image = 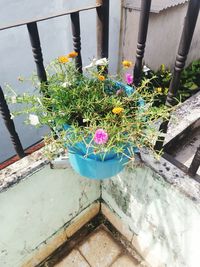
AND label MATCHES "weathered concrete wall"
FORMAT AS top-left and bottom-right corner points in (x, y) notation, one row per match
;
(0, 163), (100, 267)
(102, 164), (200, 267)
(121, 2), (200, 70)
